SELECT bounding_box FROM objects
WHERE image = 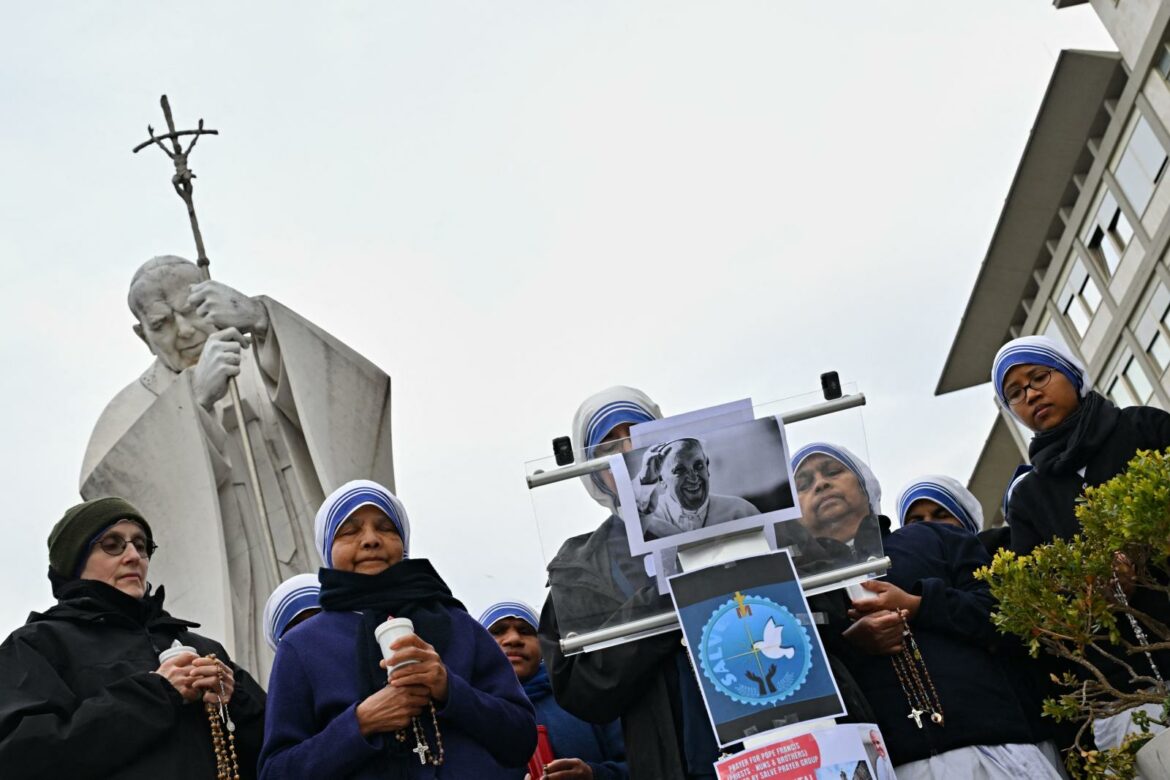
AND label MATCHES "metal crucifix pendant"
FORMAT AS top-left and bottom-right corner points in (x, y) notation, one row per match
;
(413, 739), (430, 765)
(908, 708), (925, 729)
